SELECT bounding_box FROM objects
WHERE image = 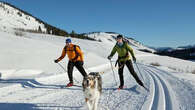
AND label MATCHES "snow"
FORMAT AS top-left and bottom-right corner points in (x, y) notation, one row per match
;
(0, 31), (195, 110)
(0, 2), (46, 34)
(137, 53), (195, 73)
(85, 32), (156, 53)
